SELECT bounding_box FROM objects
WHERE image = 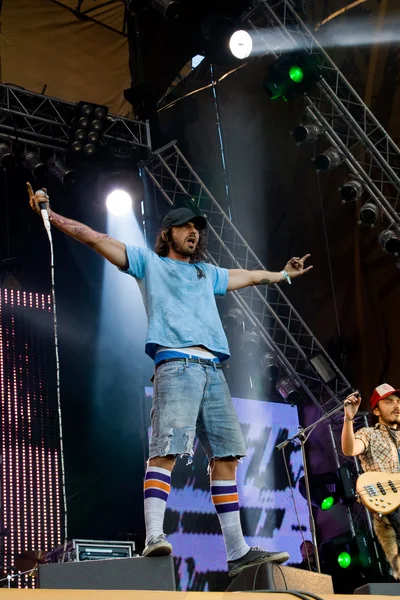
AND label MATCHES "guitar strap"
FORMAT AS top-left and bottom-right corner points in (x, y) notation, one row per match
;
(385, 425), (400, 471)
